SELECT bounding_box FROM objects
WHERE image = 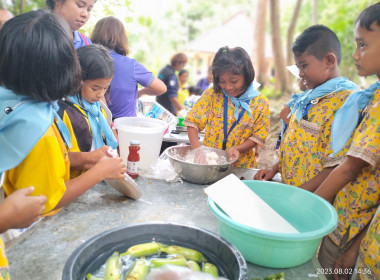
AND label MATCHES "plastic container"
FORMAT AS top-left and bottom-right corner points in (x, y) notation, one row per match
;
(114, 117), (168, 170)
(208, 180), (338, 268)
(62, 222), (248, 280)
